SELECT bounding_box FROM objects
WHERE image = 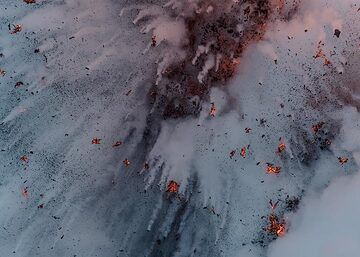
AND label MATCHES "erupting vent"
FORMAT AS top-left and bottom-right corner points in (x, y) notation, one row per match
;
(130, 0), (297, 118)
